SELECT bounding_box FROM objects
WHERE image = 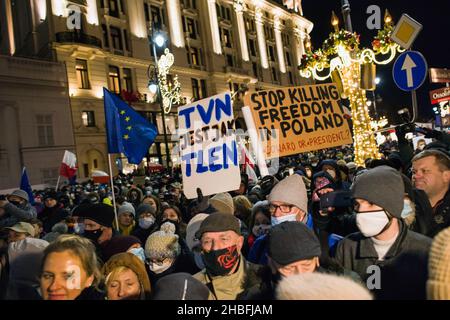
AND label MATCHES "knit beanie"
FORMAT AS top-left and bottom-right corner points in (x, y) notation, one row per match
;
(276, 272), (373, 300)
(210, 193), (234, 215)
(268, 174), (308, 213)
(102, 235), (142, 262)
(145, 224), (180, 261)
(351, 166), (404, 218)
(102, 252), (151, 298)
(186, 213), (209, 251)
(118, 201), (136, 217)
(136, 203), (156, 217)
(72, 203), (115, 228)
(268, 222), (321, 265)
(427, 227), (450, 300)
(153, 272), (210, 300)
